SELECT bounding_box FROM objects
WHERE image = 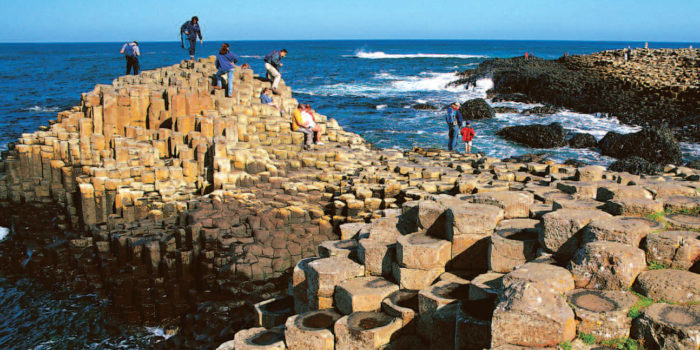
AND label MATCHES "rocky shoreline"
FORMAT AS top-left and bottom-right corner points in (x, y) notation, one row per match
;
(453, 48), (700, 143)
(0, 58), (698, 349)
